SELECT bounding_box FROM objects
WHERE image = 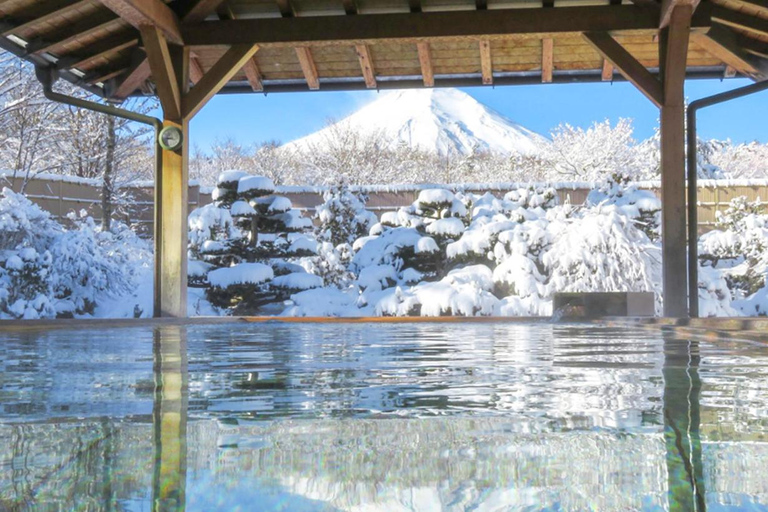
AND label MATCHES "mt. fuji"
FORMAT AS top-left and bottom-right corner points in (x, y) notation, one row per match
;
(282, 88), (547, 157)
